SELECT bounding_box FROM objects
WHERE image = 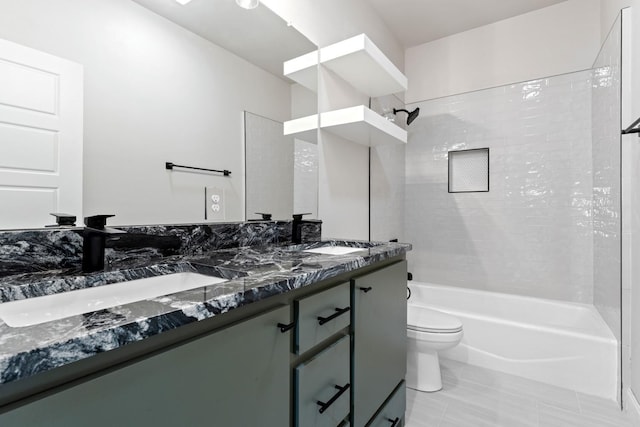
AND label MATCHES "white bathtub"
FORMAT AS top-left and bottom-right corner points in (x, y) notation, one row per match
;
(408, 282), (618, 399)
